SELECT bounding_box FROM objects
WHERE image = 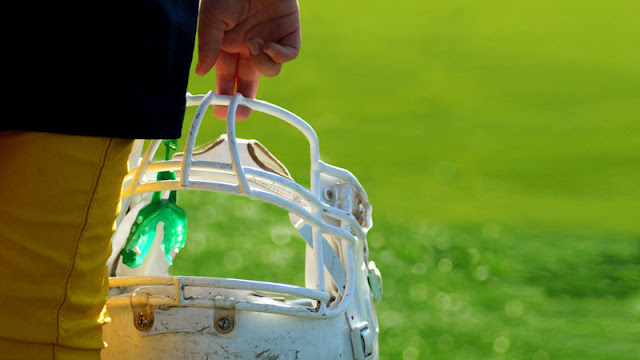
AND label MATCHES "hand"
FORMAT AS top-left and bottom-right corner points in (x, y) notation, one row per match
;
(195, 0), (301, 120)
